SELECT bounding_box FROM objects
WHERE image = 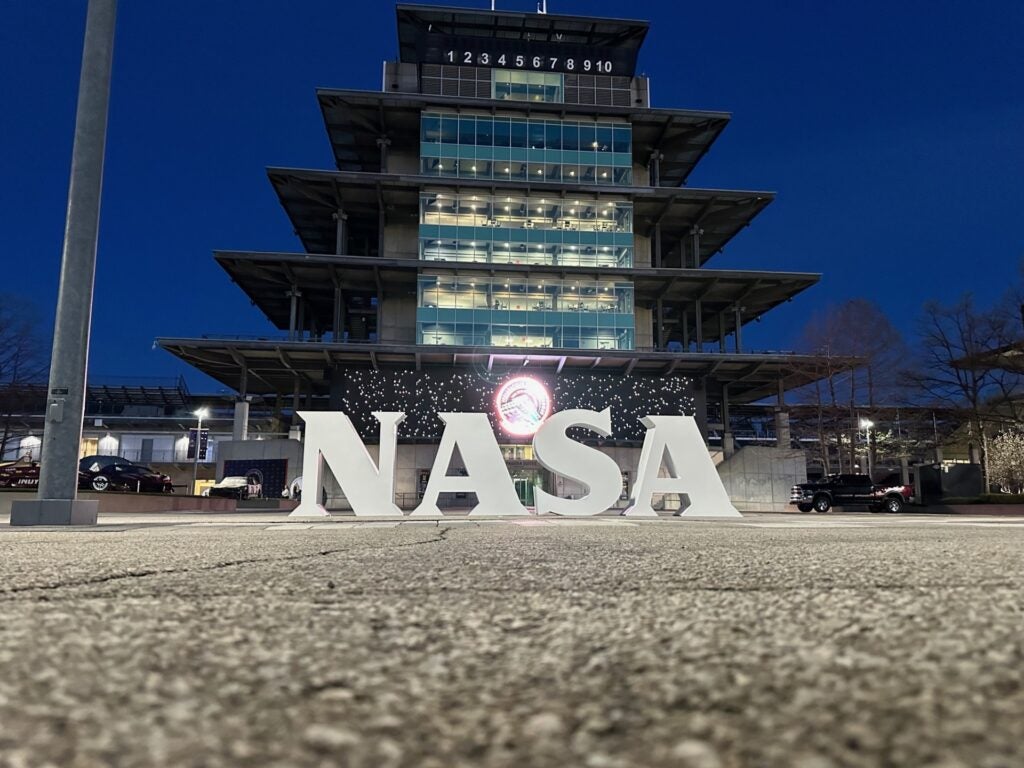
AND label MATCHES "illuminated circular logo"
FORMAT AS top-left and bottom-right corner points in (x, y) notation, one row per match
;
(495, 377), (552, 436)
